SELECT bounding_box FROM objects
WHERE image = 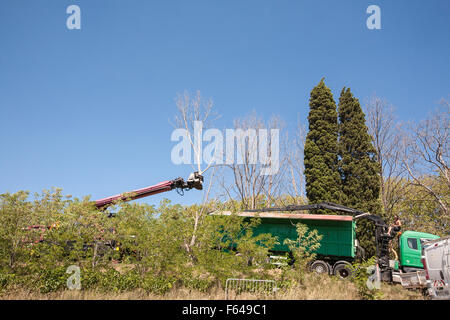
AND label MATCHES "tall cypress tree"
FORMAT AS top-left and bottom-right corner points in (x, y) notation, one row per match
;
(304, 79), (341, 205)
(338, 87), (381, 256)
